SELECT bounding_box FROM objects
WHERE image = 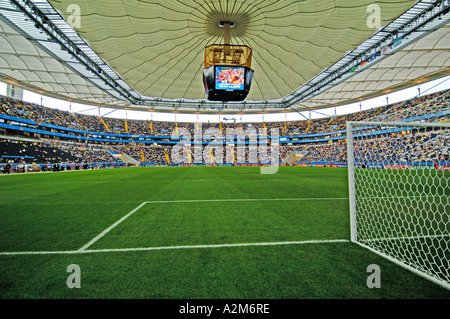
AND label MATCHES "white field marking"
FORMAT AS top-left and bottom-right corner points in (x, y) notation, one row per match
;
(3, 201), (146, 205)
(362, 233), (450, 242)
(82, 239), (351, 253)
(0, 250), (82, 256)
(0, 239), (350, 256)
(360, 195), (446, 199)
(78, 201), (148, 252)
(143, 198), (349, 204)
(1, 181), (105, 188)
(187, 178), (322, 182)
(0, 183), (39, 188)
(32, 181), (110, 186)
(78, 198), (348, 251)
(0, 169), (84, 177)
